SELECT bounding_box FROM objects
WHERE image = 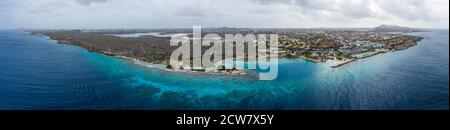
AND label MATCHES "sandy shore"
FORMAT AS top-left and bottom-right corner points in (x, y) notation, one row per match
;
(330, 50), (388, 68)
(114, 55), (247, 75)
